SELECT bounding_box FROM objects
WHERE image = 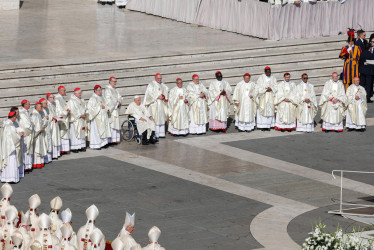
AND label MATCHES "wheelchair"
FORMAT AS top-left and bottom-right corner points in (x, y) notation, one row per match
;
(121, 116), (142, 144)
